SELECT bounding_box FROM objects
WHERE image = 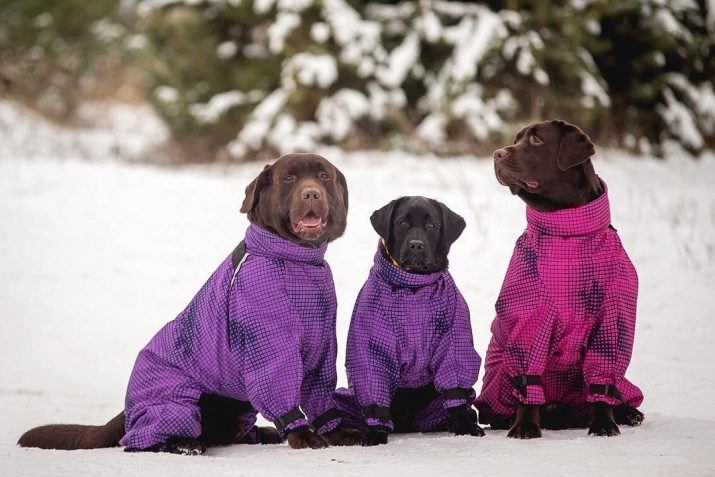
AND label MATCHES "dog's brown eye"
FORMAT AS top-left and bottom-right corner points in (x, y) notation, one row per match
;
(399, 220), (410, 228)
(283, 175), (296, 183)
(425, 222), (436, 230)
(529, 134), (543, 145)
(319, 172), (330, 181)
